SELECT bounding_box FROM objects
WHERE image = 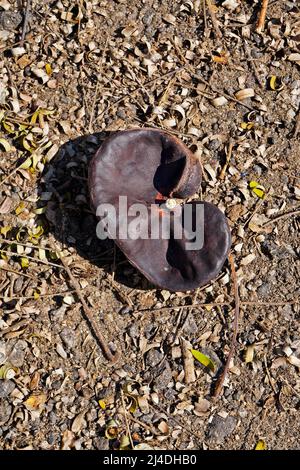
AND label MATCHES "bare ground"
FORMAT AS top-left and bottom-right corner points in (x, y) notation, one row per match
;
(0, 0), (300, 450)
